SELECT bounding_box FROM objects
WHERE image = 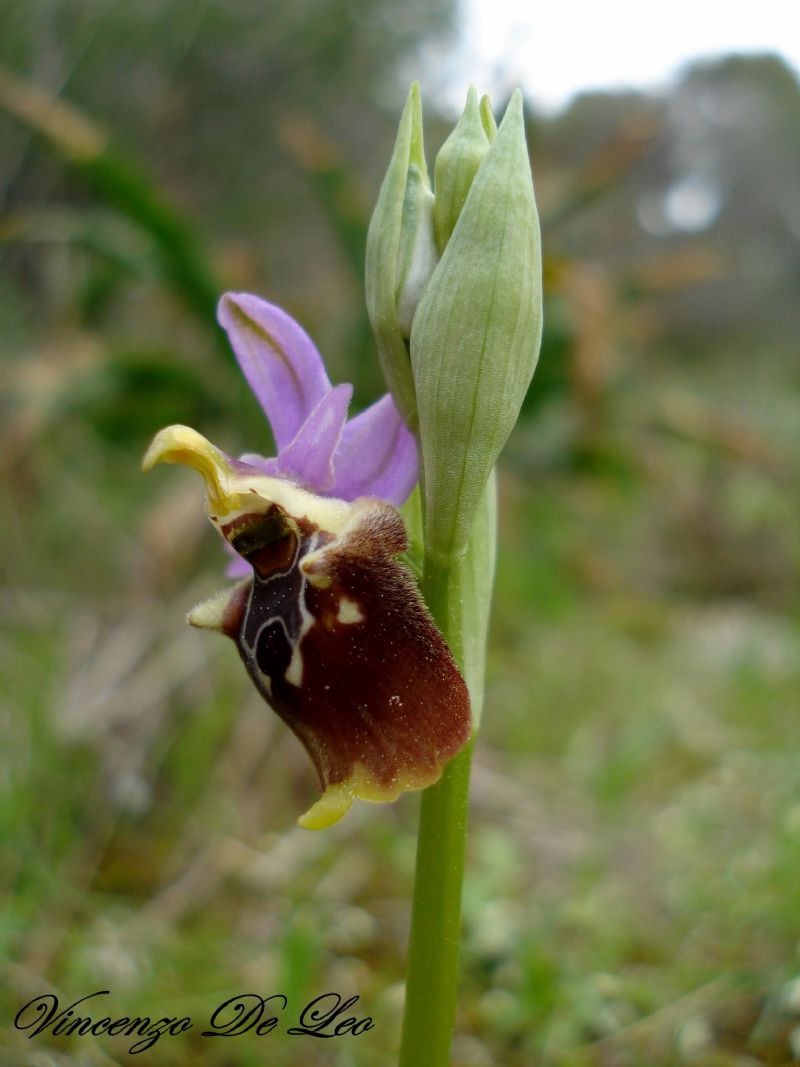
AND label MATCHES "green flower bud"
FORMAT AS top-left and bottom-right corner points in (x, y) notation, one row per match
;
(433, 86), (491, 254)
(366, 83), (436, 431)
(410, 90), (543, 563)
(396, 165), (437, 336)
(479, 94), (497, 141)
